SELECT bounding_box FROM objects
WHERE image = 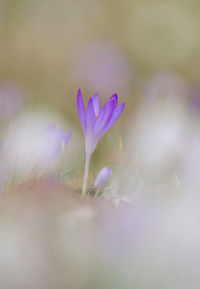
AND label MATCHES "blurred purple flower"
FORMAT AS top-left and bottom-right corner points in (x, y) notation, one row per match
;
(0, 83), (24, 121)
(43, 124), (71, 162)
(72, 42), (133, 96)
(189, 88), (200, 112)
(94, 166), (112, 189)
(77, 89), (125, 196)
